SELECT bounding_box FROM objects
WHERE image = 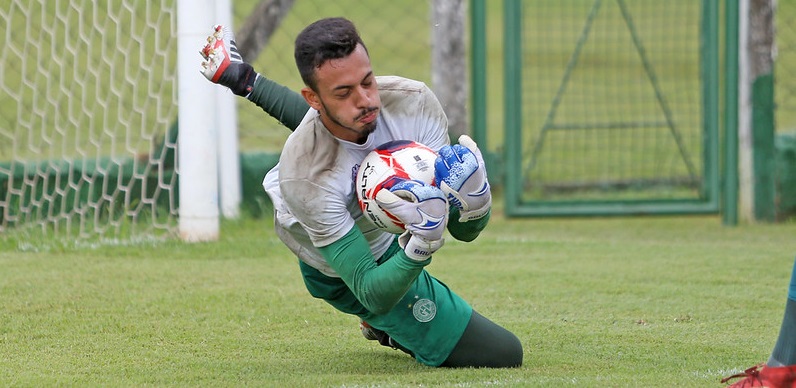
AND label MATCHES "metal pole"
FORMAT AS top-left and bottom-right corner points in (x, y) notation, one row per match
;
(723, 0), (740, 226)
